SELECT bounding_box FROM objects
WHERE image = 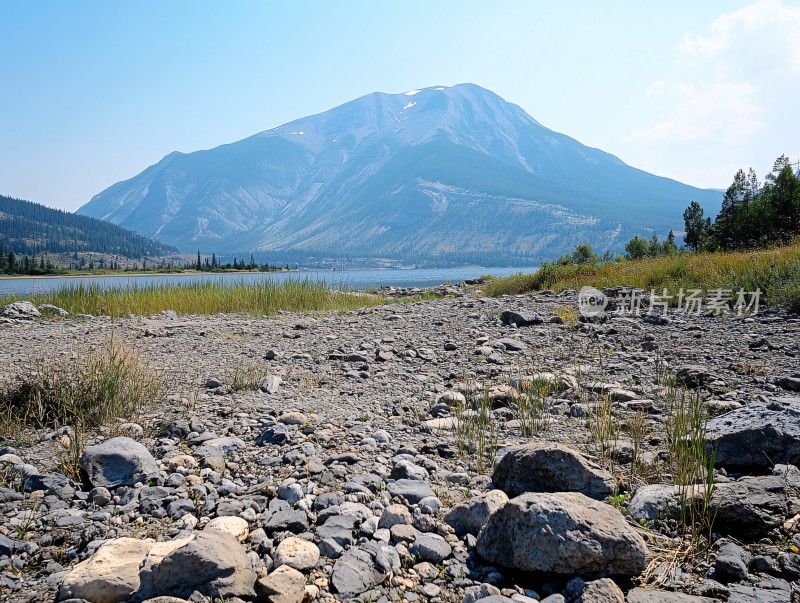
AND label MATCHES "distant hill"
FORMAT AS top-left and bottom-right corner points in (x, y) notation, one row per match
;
(78, 83), (723, 264)
(0, 195), (177, 258)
